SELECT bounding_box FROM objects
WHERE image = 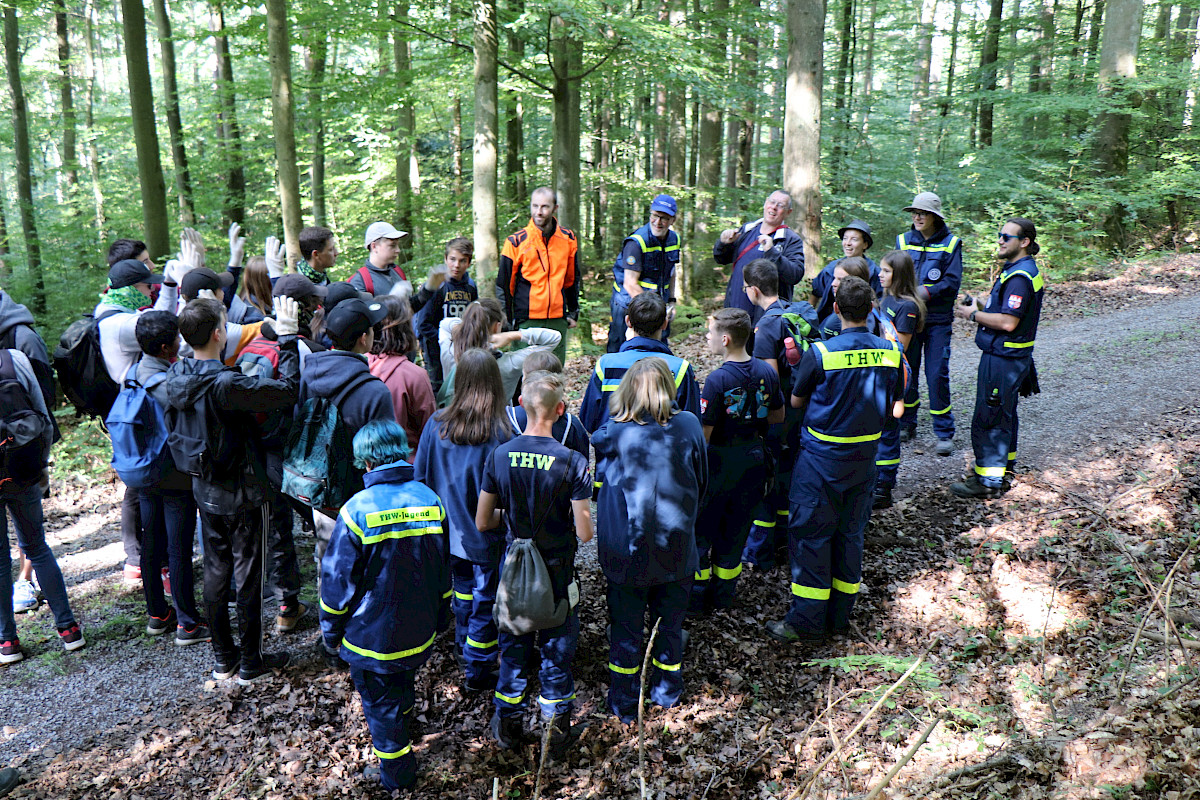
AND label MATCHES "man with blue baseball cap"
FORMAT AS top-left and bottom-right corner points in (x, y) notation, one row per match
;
(607, 194), (681, 352)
